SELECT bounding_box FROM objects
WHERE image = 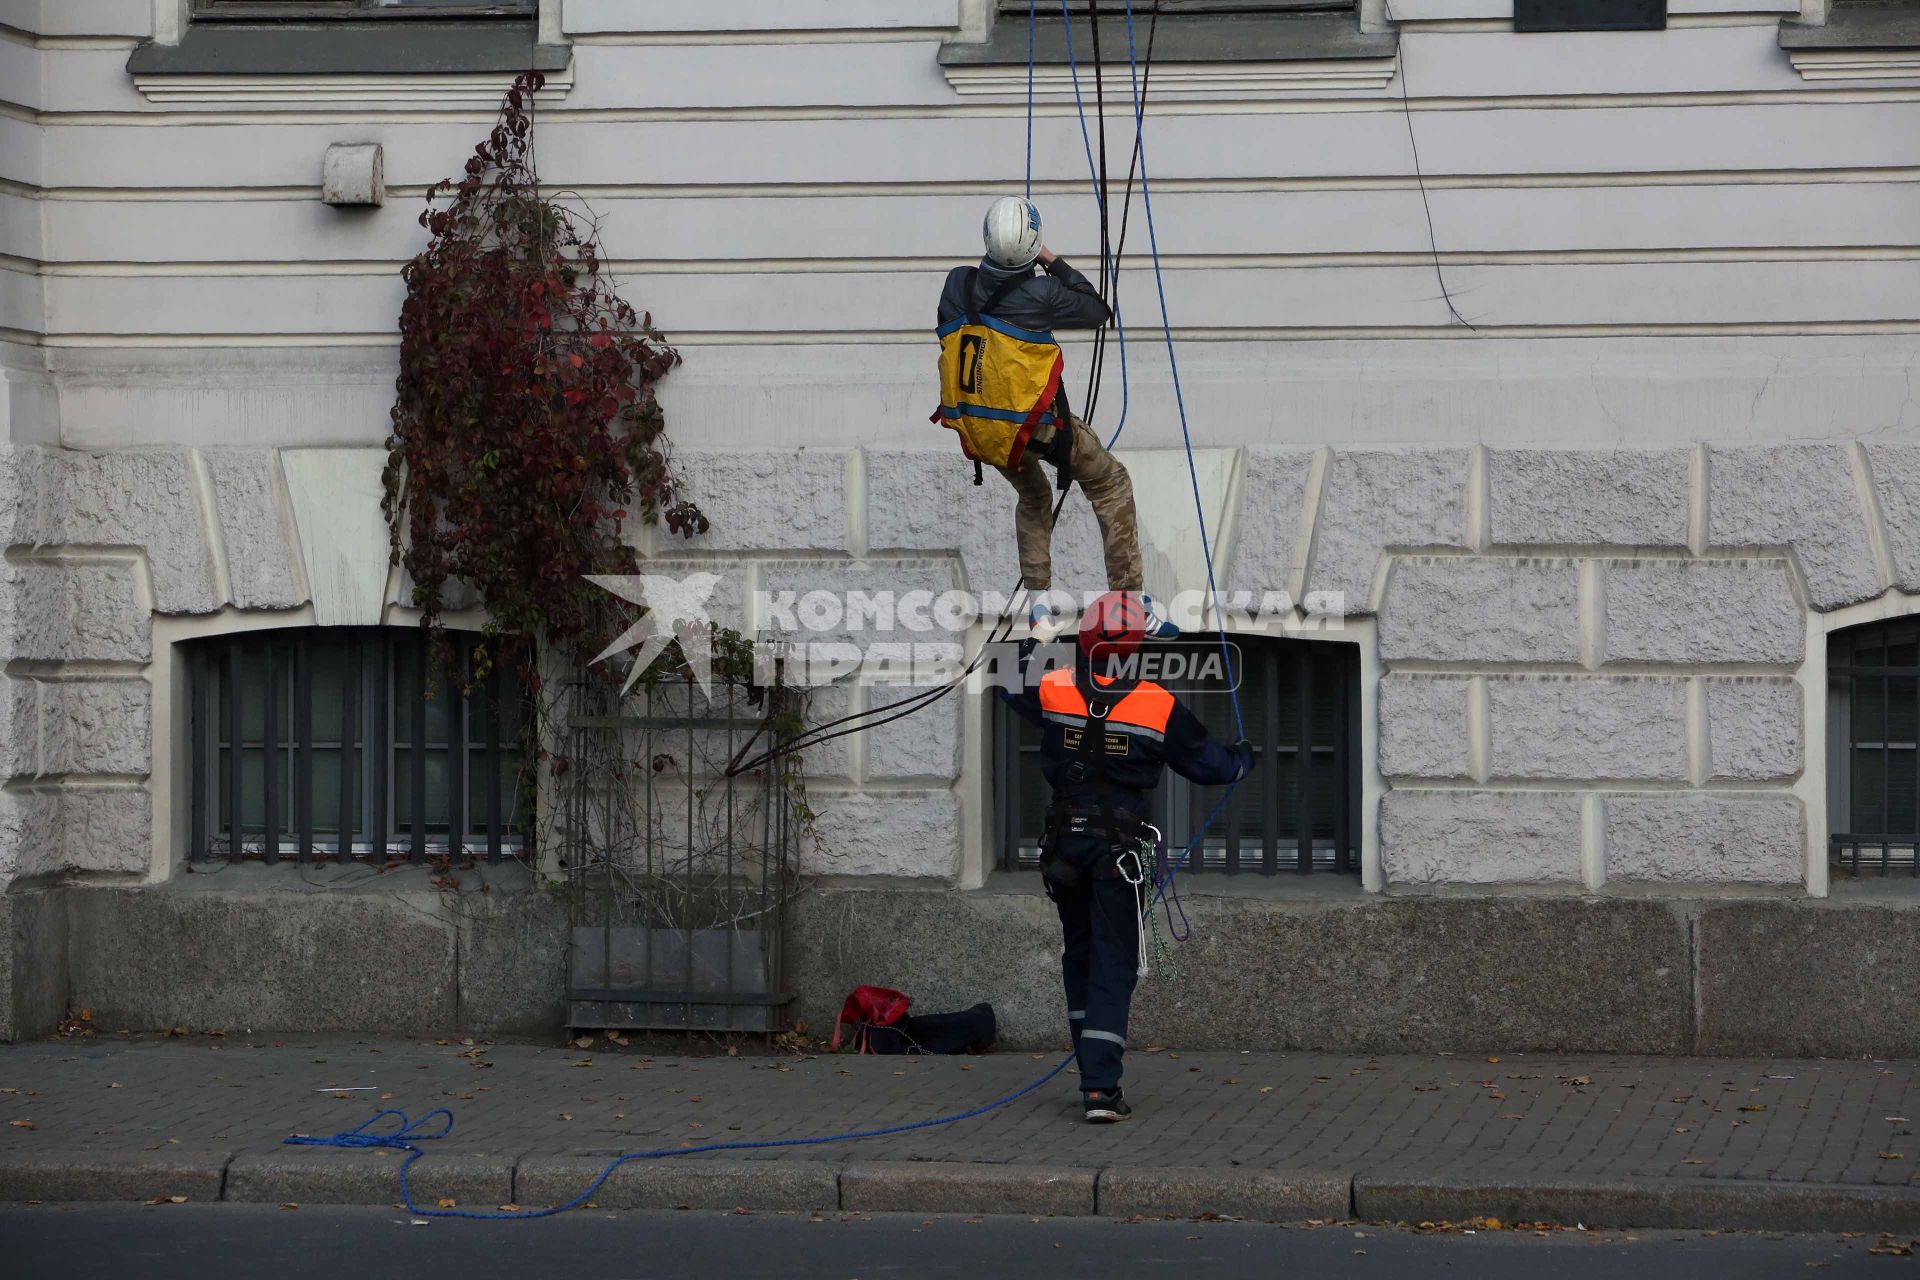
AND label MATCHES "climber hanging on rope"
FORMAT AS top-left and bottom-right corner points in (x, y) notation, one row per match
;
(936, 196), (1177, 639)
(999, 590), (1253, 1123)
